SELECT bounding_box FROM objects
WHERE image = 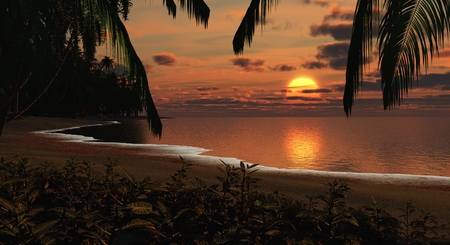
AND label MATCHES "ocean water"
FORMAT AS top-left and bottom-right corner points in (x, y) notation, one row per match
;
(57, 117), (450, 178)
